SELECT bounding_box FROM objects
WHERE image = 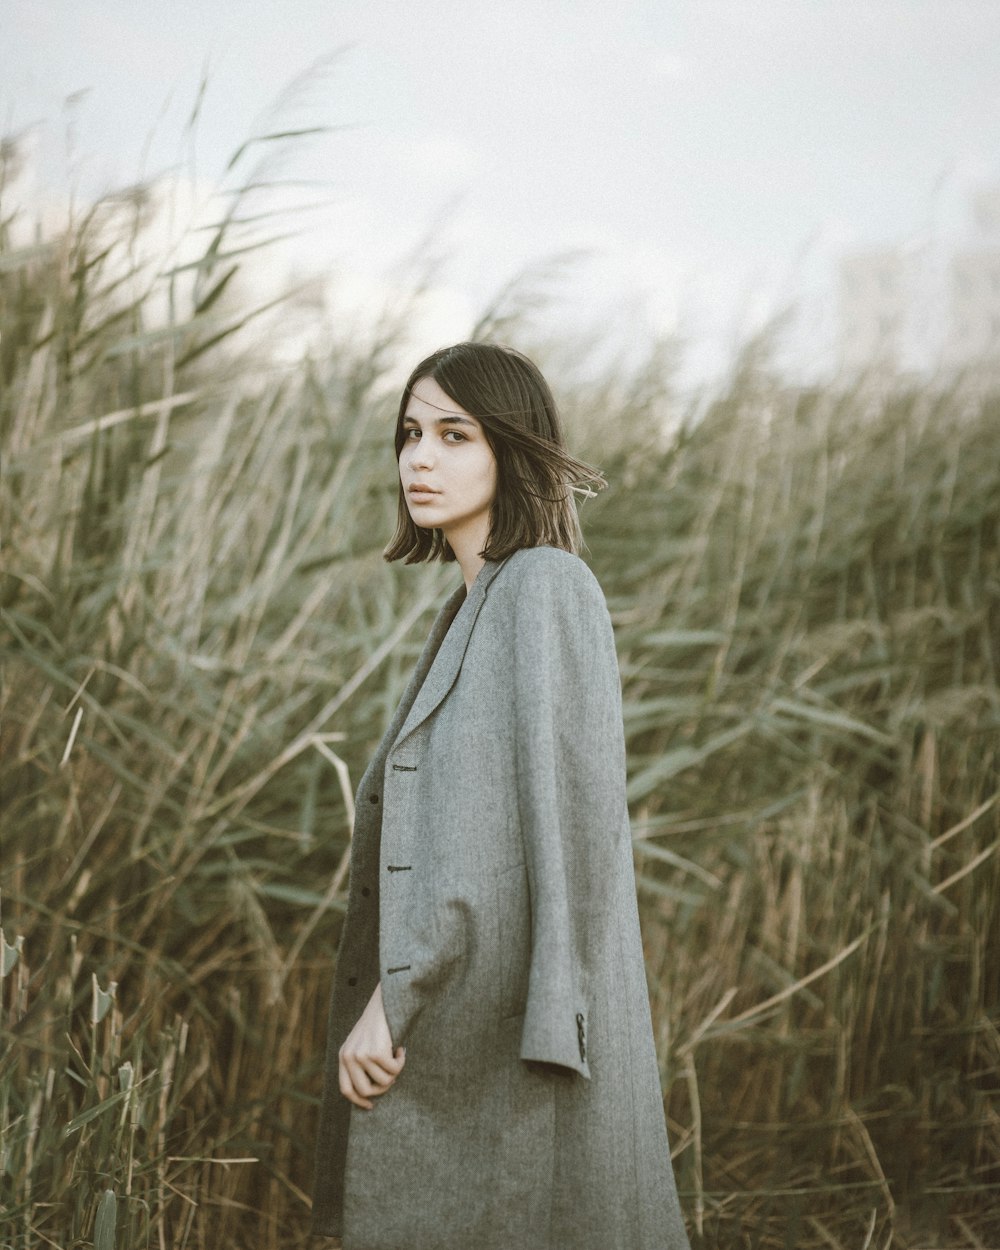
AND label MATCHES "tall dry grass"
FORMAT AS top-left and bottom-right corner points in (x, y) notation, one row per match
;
(1, 129), (998, 1250)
